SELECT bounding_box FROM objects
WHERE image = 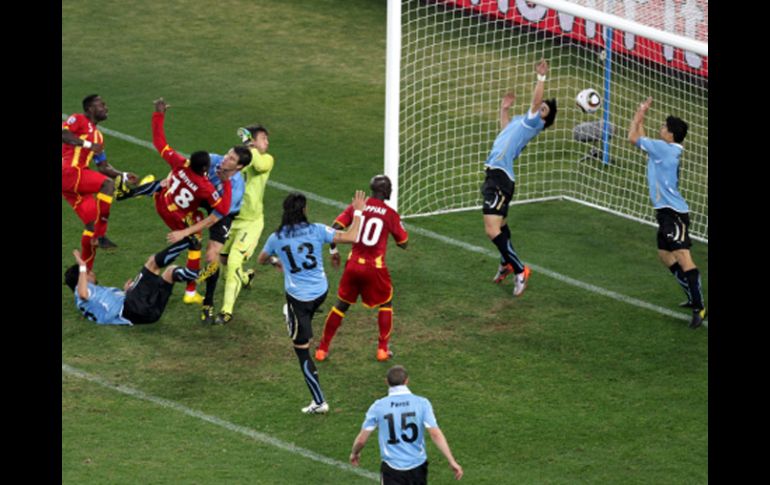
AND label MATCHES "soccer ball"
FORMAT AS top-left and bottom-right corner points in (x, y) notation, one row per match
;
(576, 88), (601, 114)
